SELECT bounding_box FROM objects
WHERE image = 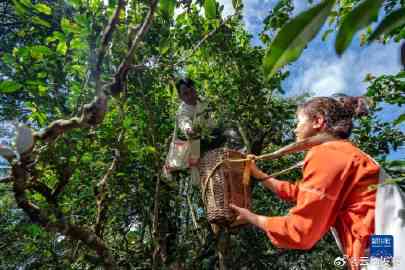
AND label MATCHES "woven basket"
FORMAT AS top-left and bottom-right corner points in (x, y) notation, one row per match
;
(199, 148), (251, 226)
